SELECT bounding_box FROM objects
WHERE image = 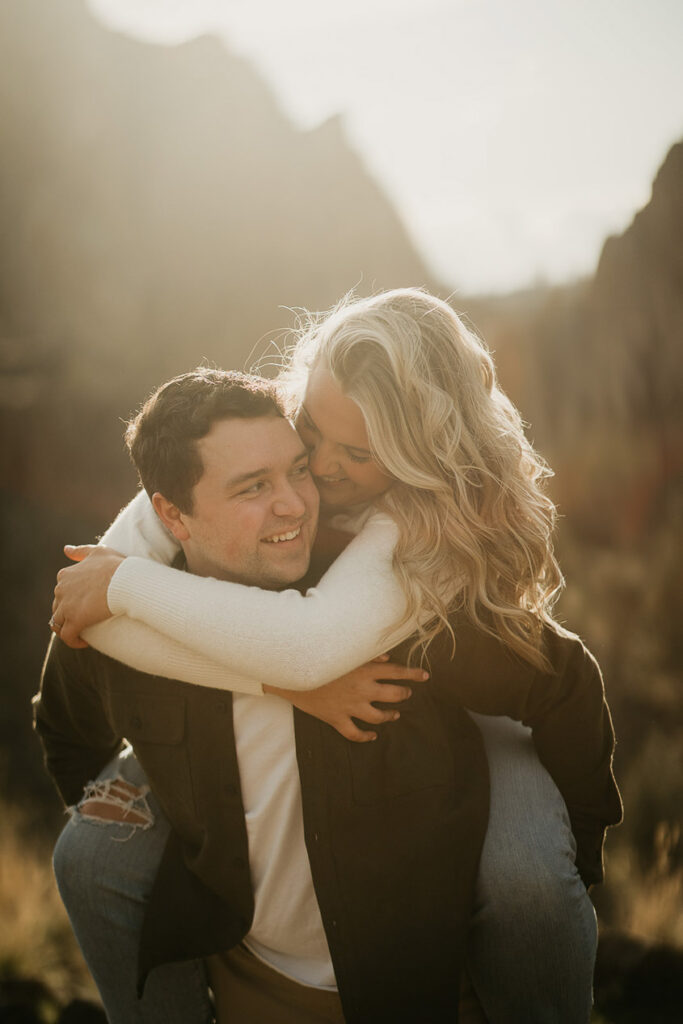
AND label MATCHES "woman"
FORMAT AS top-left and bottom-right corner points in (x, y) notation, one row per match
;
(52, 288), (621, 1020)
